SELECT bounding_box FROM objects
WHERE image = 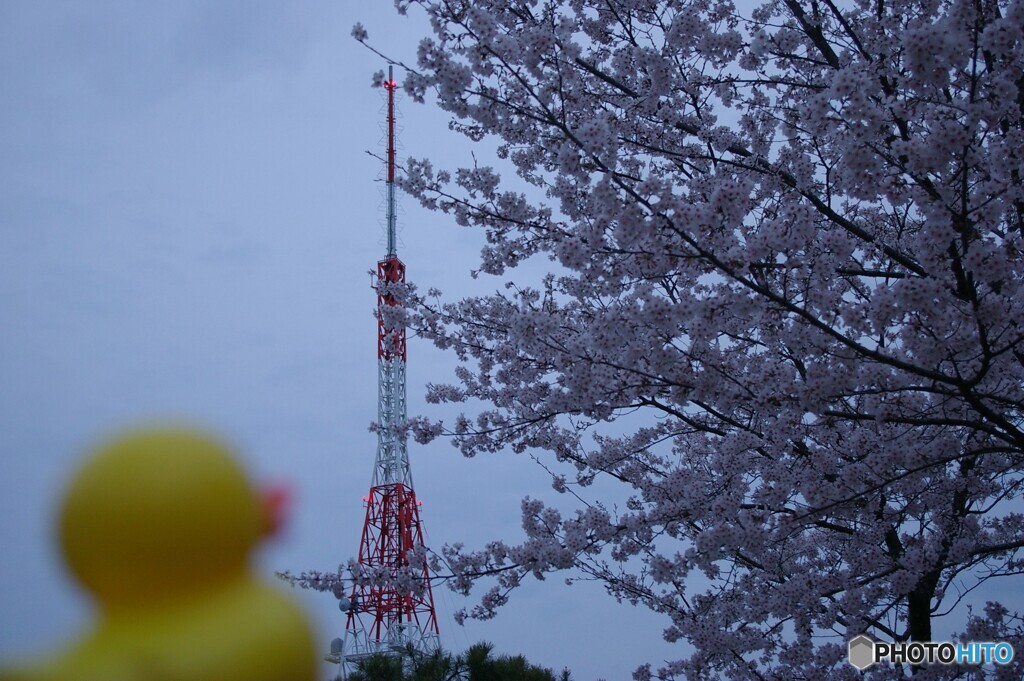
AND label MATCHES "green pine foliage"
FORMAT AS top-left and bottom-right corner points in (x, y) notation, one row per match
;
(346, 642), (571, 681)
